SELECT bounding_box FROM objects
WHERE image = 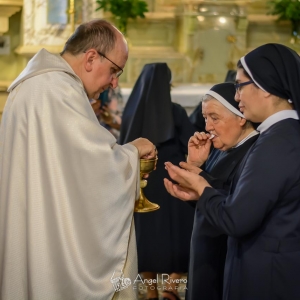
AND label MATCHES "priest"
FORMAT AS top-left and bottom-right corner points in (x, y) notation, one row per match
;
(0, 19), (156, 300)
